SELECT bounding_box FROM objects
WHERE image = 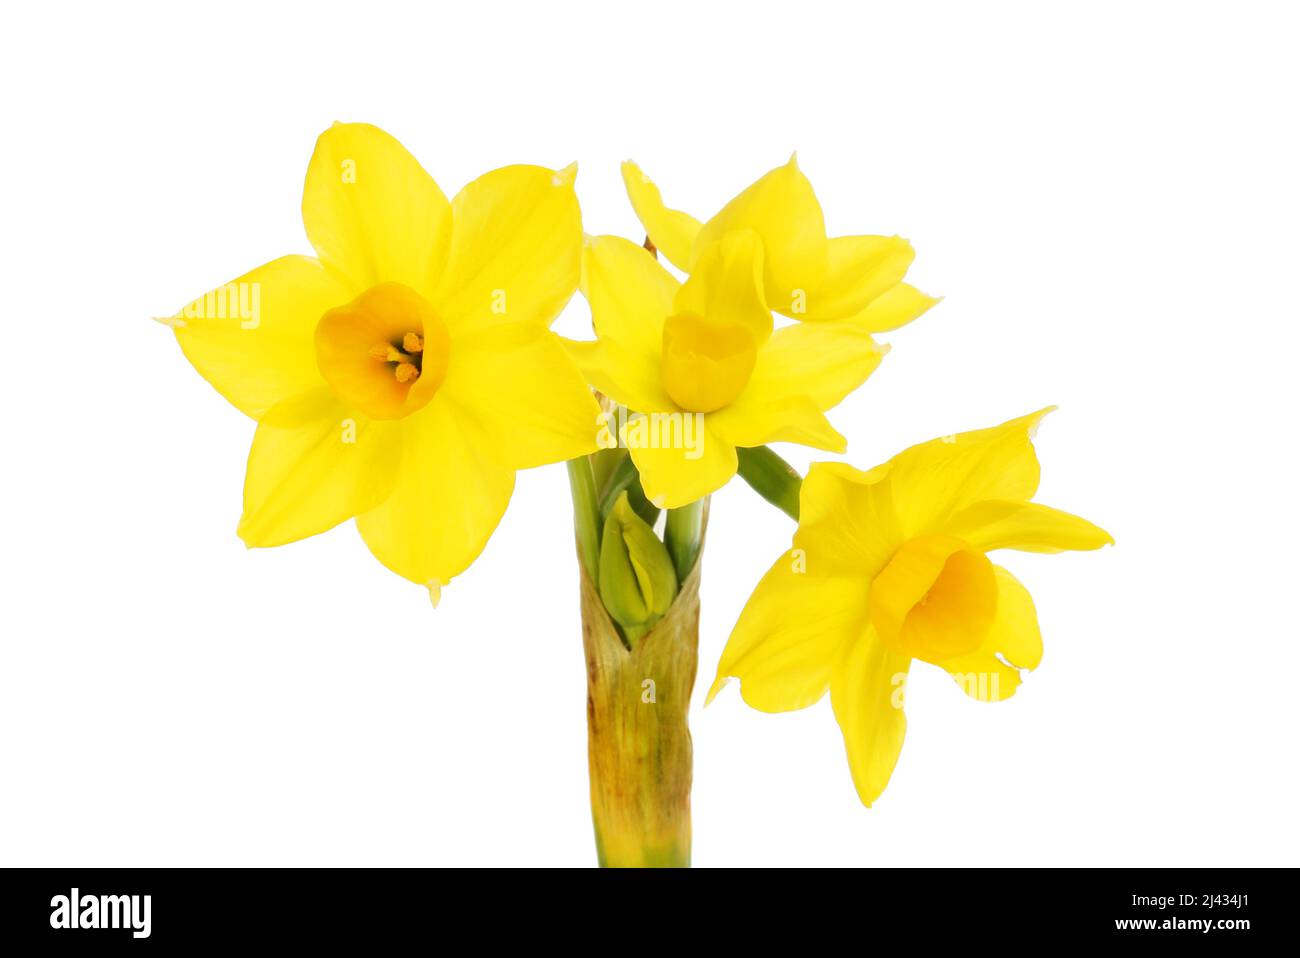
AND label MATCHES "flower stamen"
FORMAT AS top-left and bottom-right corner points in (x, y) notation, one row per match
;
(369, 342), (406, 362)
(369, 337), (425, 382)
